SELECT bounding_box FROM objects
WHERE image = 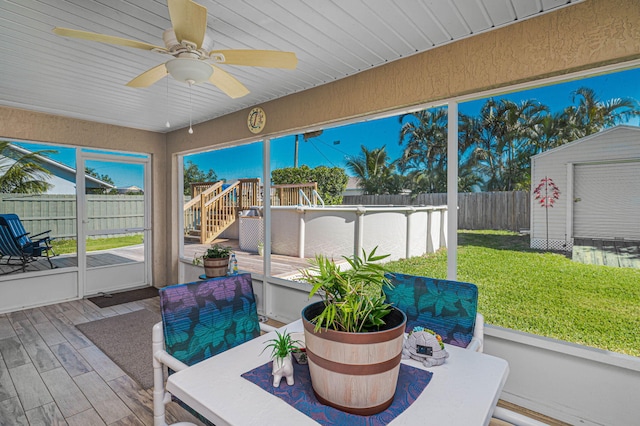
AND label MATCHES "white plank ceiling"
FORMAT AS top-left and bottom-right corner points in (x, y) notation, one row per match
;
(0, 0), (583, 133)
